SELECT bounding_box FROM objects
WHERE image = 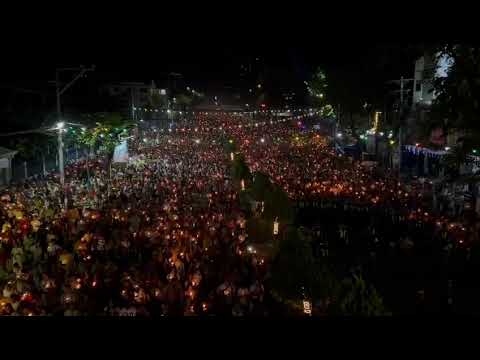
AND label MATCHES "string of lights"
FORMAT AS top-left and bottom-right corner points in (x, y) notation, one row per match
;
(133, 108), (321, 115)
(136, 111), (322, 134)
